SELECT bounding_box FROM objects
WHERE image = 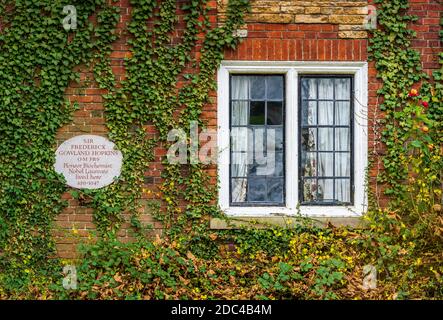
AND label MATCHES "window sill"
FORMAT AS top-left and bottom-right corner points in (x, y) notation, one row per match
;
(210, 215), (366, 230)
(221, 205), (365, 217)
